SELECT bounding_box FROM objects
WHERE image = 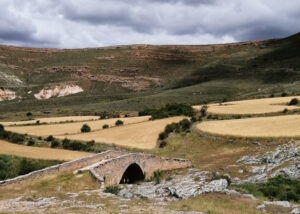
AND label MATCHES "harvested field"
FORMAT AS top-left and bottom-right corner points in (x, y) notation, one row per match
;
(193, 96), (300, 115)
(0, 140), (91, 161)
(5, 116), (150, 137)
(197, 115), (300, 138)
(1, 116), (99, 126)
(56, 116), (186, 150)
